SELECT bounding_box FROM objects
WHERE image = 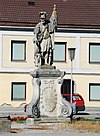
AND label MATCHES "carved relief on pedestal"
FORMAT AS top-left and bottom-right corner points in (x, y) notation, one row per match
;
(40, 79), (57, 113)
(29, 67), (73, 118)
